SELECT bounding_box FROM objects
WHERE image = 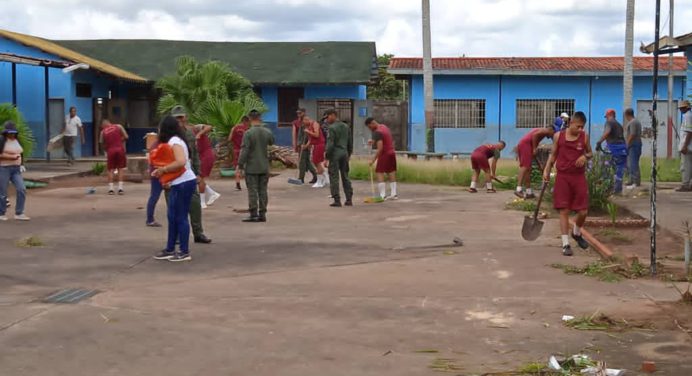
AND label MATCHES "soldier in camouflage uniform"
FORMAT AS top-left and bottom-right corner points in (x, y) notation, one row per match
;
(238, 110), (275, 222)
(170, 105), (212, 244)
(324, 109), (353, 207)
